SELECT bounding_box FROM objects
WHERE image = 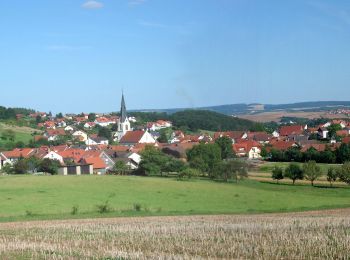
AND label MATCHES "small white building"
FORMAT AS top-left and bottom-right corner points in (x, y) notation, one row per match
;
(73, 131), (88, 142)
